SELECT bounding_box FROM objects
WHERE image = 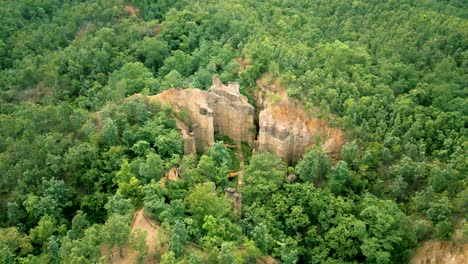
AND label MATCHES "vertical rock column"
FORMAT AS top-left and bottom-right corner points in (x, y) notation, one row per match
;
(208, 78), (255, 146)
(194, 104), (214, 152)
